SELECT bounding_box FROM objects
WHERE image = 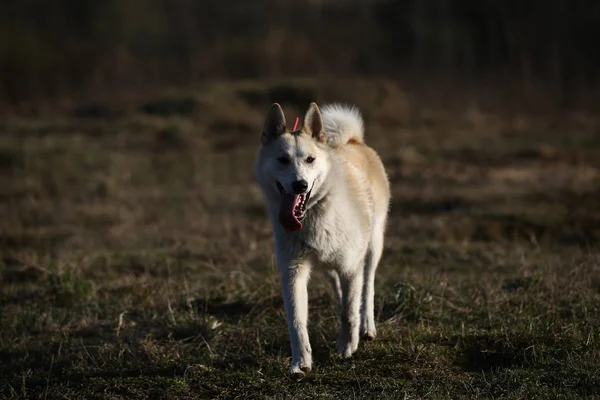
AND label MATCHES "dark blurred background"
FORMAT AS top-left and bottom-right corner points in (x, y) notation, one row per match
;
(1, 0), (600, 108)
